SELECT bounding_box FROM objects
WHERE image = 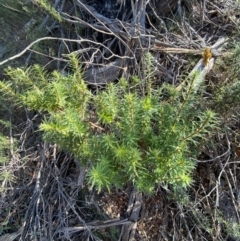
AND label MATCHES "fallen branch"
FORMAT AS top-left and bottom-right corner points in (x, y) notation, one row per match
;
(58, 218), (131, 234)
(120, 188), (142, 241)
